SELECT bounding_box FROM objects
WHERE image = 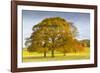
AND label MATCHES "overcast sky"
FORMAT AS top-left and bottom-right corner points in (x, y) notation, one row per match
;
(22, 10), (90, 47)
